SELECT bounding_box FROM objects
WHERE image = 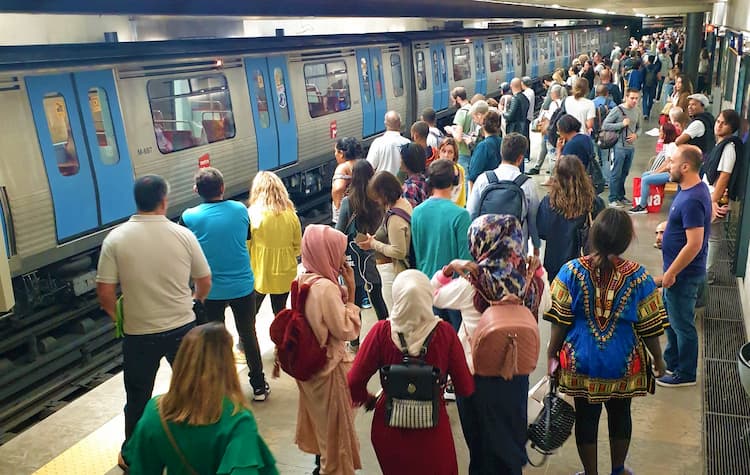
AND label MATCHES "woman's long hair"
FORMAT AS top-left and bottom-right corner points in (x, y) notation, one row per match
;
(349, 160), (383, 234)
(548, 155), (597, 219)
(249, 171), (295, 215)
(159, 323), (247, 425)
(588, 208), (634, 276)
